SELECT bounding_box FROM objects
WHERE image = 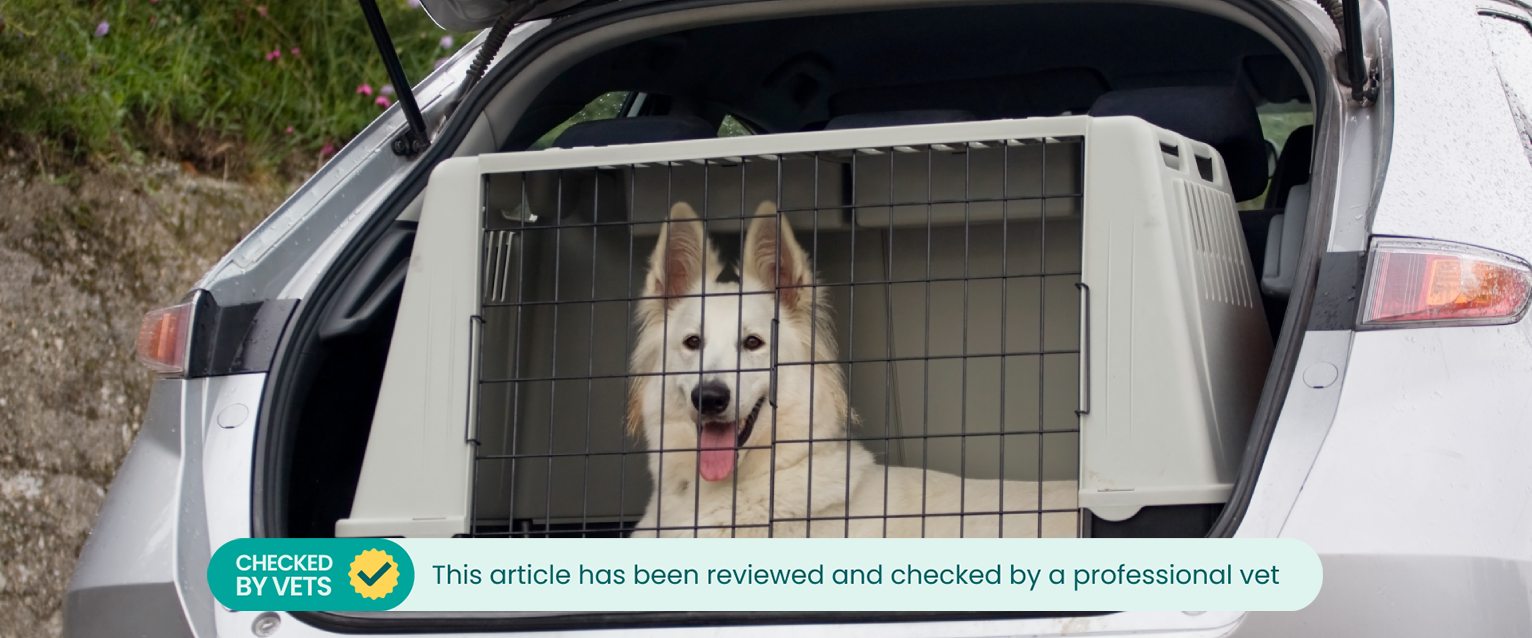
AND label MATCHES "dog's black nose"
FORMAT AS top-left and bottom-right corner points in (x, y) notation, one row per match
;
(691, 382), (730, 416)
